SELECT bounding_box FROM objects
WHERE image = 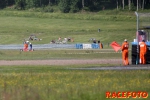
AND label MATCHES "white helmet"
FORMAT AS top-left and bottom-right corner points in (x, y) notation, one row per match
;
(124, 39), (127, 41)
